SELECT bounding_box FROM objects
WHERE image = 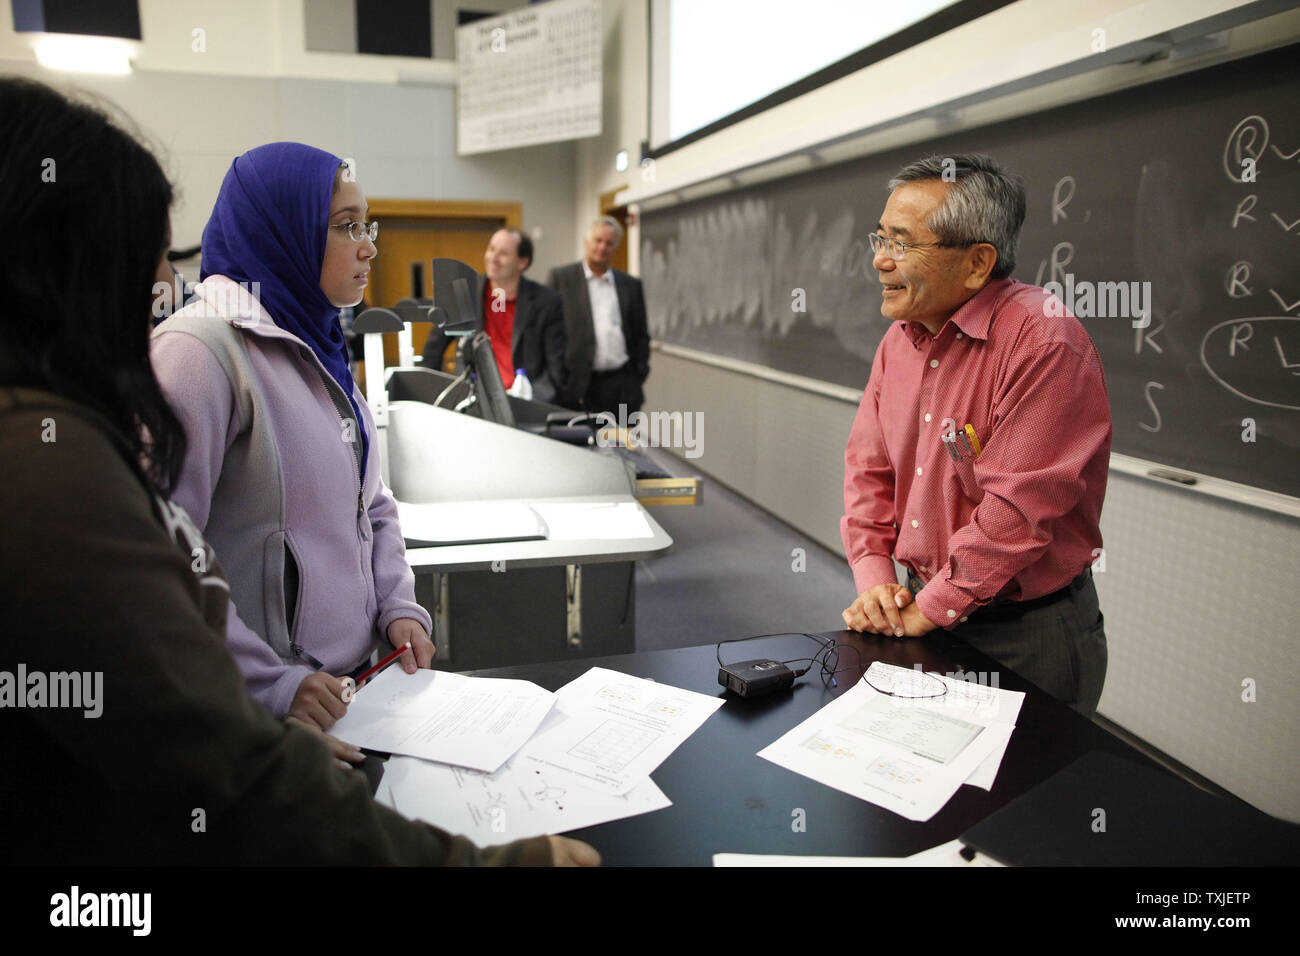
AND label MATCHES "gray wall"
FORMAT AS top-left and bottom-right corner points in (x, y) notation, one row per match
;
(4, 62), (577, 273)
